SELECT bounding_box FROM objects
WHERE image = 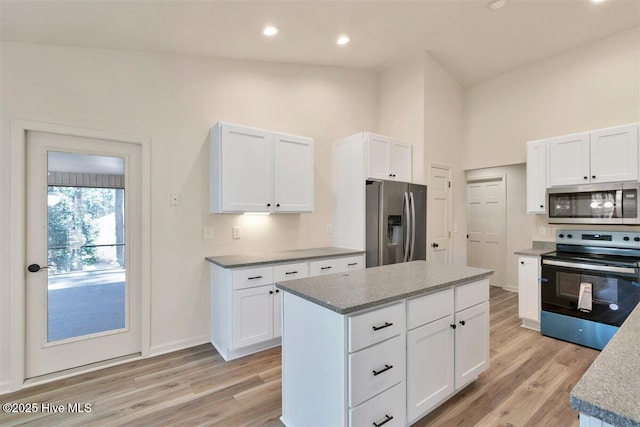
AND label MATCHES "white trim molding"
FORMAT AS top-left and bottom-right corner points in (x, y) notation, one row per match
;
(9, 120), (152, 392)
